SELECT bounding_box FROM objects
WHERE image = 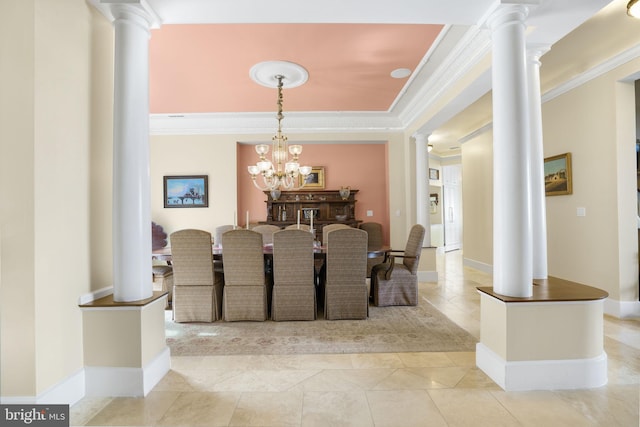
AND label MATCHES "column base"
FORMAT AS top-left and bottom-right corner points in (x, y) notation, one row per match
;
(476, 343), (607, 391)
(79, 291), (170, 397)
(85, 347), (170, 397)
